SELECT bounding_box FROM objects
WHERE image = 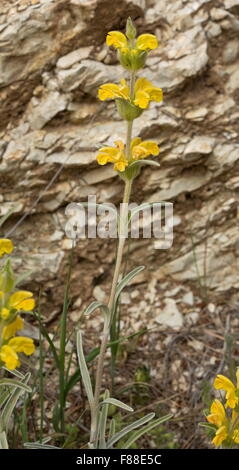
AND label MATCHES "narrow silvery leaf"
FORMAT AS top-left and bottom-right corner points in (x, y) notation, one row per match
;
(1, 372), (31, 431)
(0, 379), (31, 393)
(123, 413), (173, 449)
(106, 412), (155, 449)
(0, 390), (11, 408)
(109, 418), (116, 441)
(84, 301), (109, 321)
(76, 331), (94, 408)
(115, 266), (145, 302)
(3, 368), (25, 379)
(98, 390), (110, 449)
(129, 159), (160, 168)
(24, 442), (60, 449)
(0, 431), (8, 449)
(101, 398), (133, 413)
